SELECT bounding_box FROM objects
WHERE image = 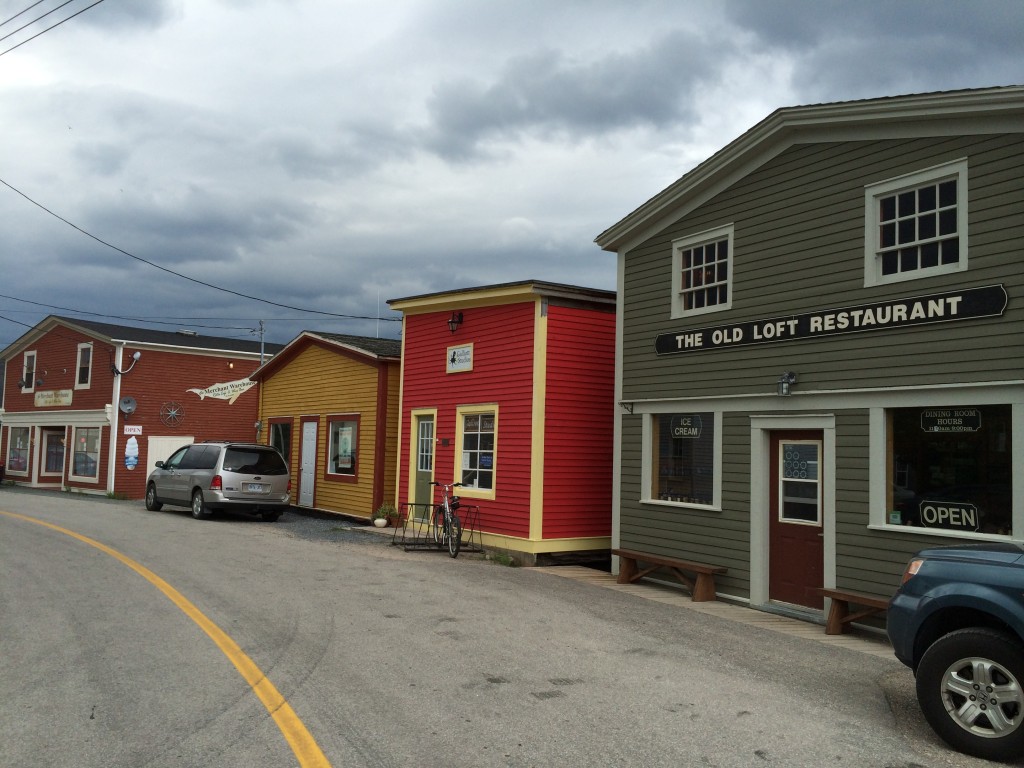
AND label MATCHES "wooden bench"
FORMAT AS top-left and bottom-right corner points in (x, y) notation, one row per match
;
(612, 548), (727, 602)
(818, 588), (890, 635)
